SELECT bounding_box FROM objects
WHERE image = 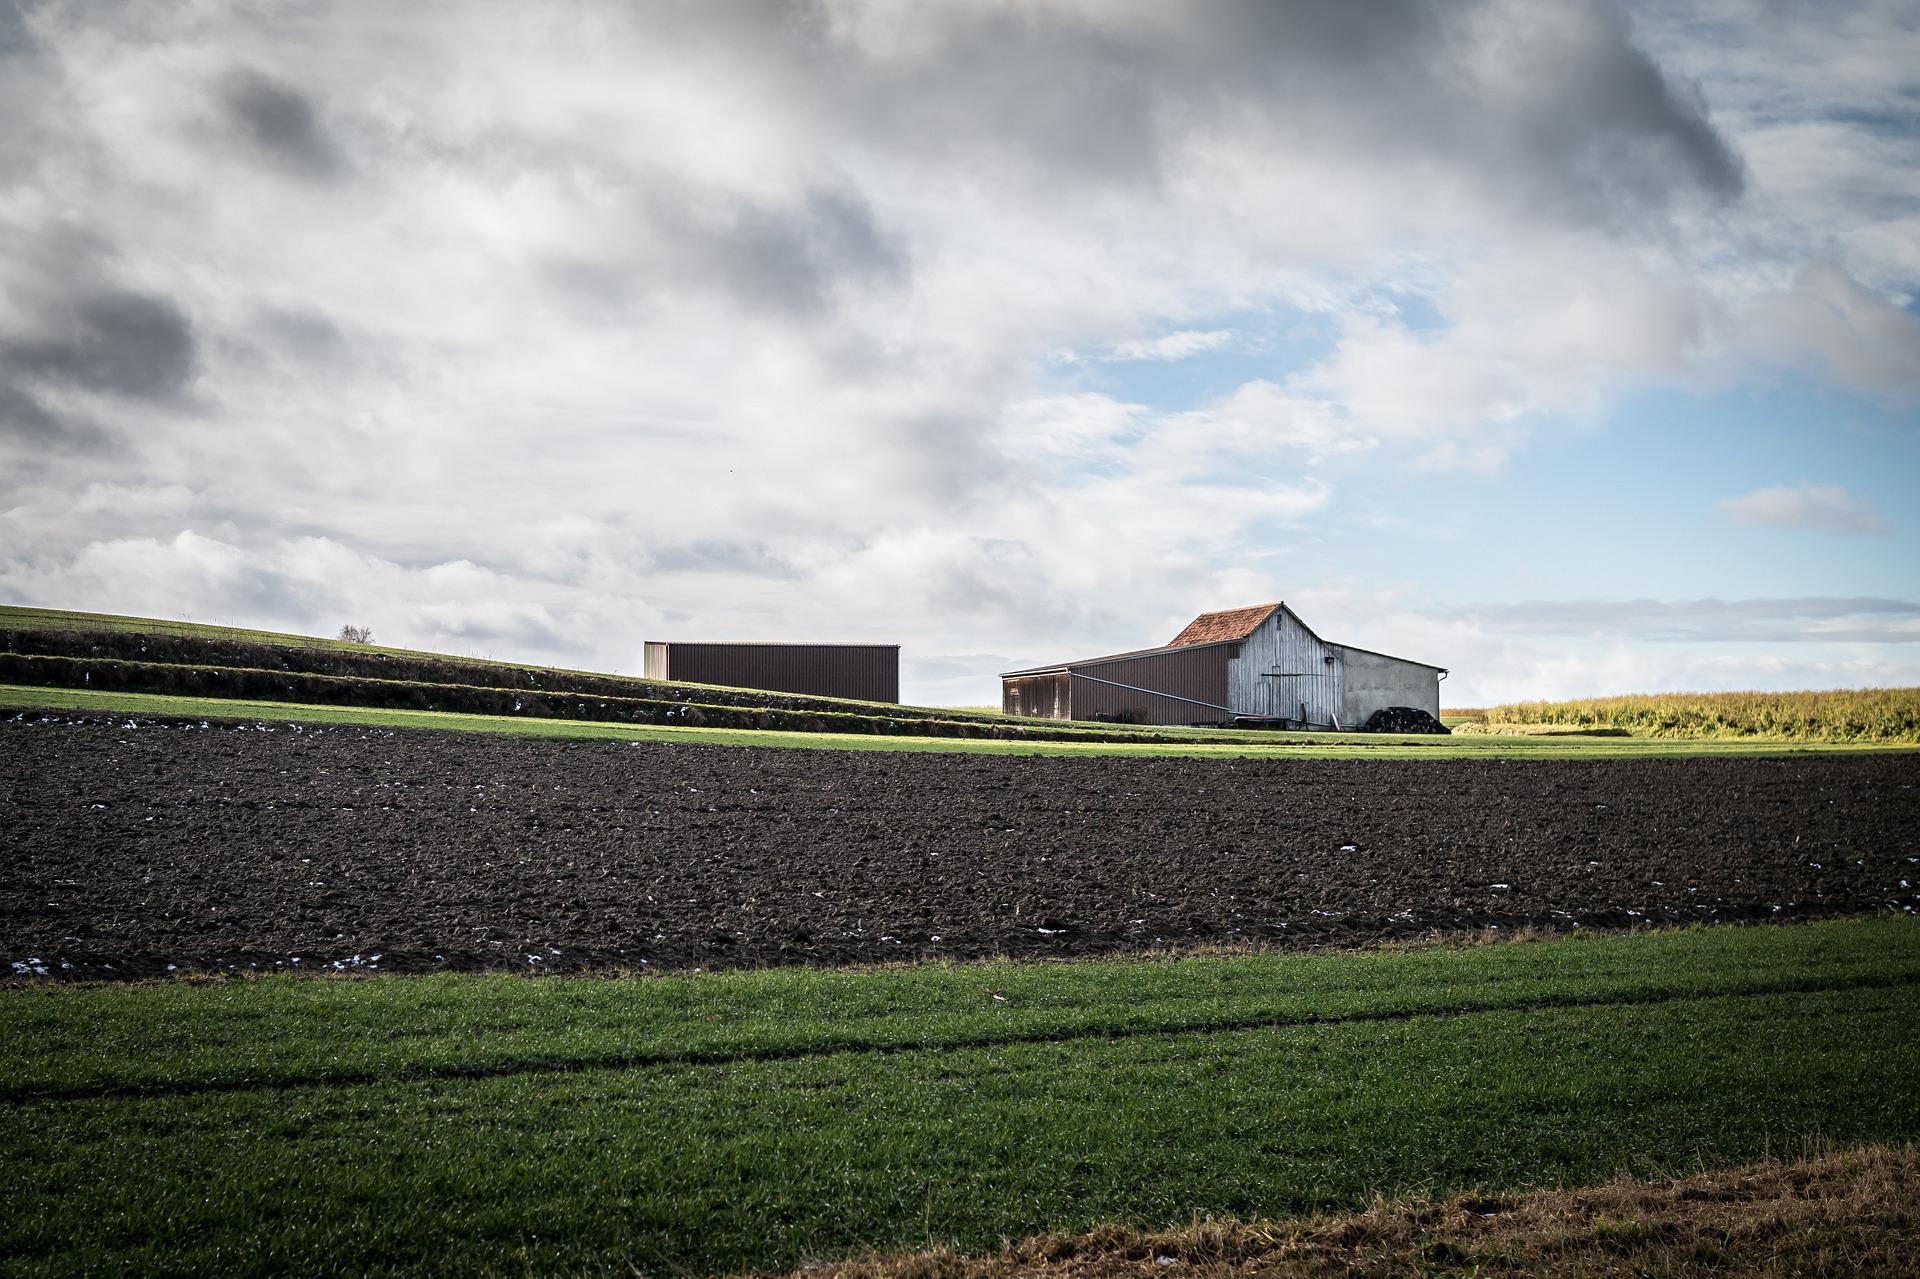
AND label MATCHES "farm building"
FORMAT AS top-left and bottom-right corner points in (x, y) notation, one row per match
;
(1001, 603), (1444, 728)
(642, 641), (899, 703)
